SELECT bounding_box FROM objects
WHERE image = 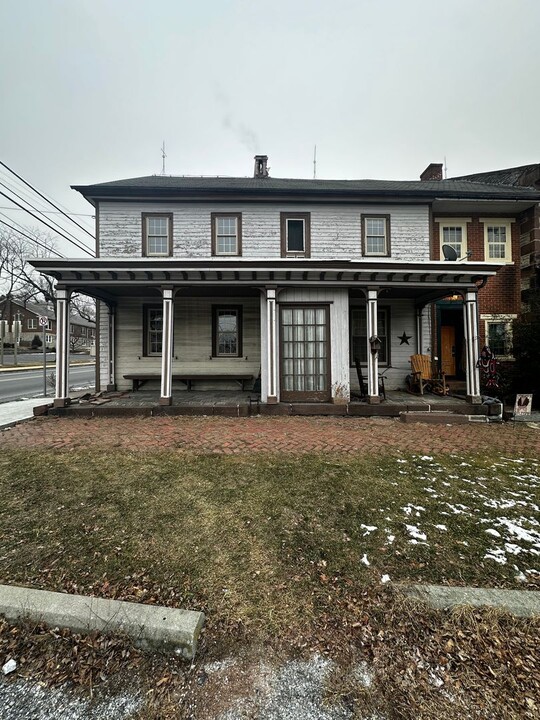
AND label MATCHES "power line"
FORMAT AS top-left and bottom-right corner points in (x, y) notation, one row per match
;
(0, 206), (94, 217)
(0, 180), (94, 254)
(0, 190), (94, 256)
(0, 216), (66, 257)
(0, 159), (97, 240)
